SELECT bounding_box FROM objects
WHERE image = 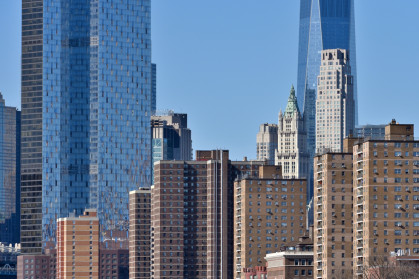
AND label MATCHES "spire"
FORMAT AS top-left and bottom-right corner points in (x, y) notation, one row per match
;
(284, 85), (300, 116)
